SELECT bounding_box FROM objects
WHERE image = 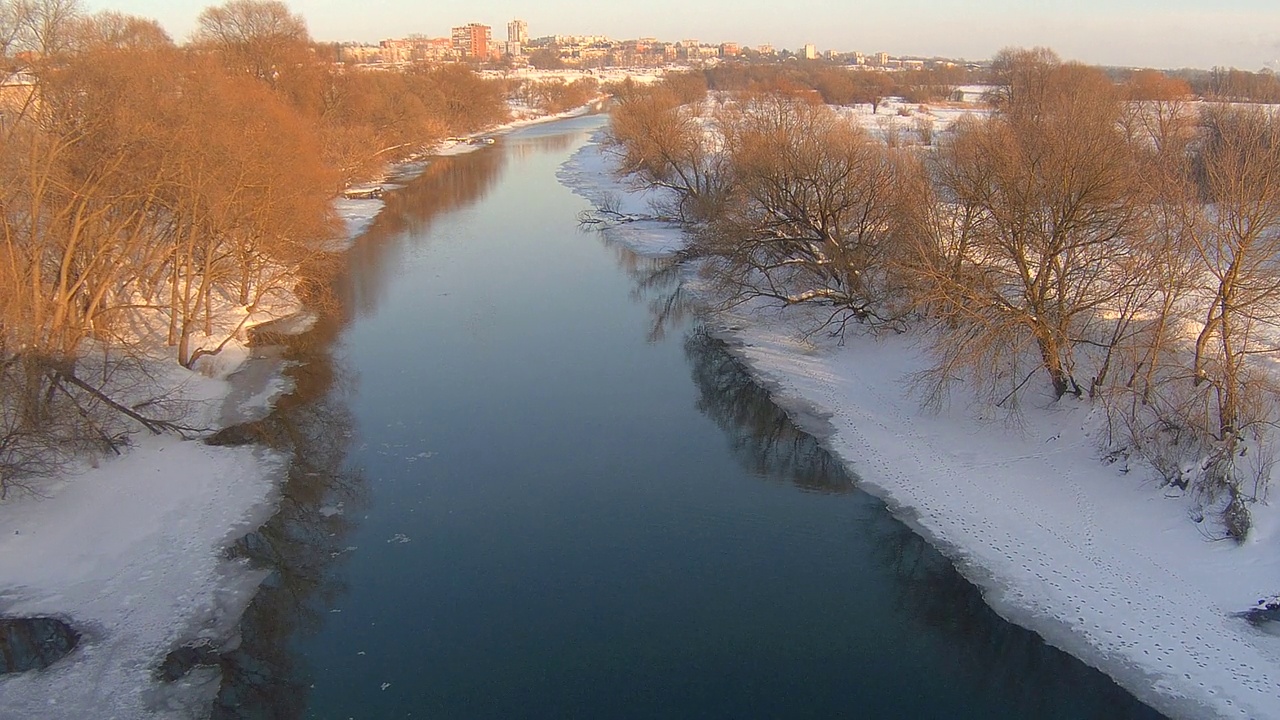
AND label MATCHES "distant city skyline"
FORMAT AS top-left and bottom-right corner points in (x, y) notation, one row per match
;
(82, 0), (1280, 70)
